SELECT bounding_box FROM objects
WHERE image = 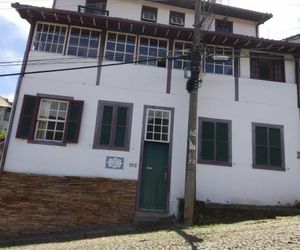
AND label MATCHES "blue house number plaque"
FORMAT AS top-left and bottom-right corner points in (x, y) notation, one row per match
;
(105, 156), (124, 170)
